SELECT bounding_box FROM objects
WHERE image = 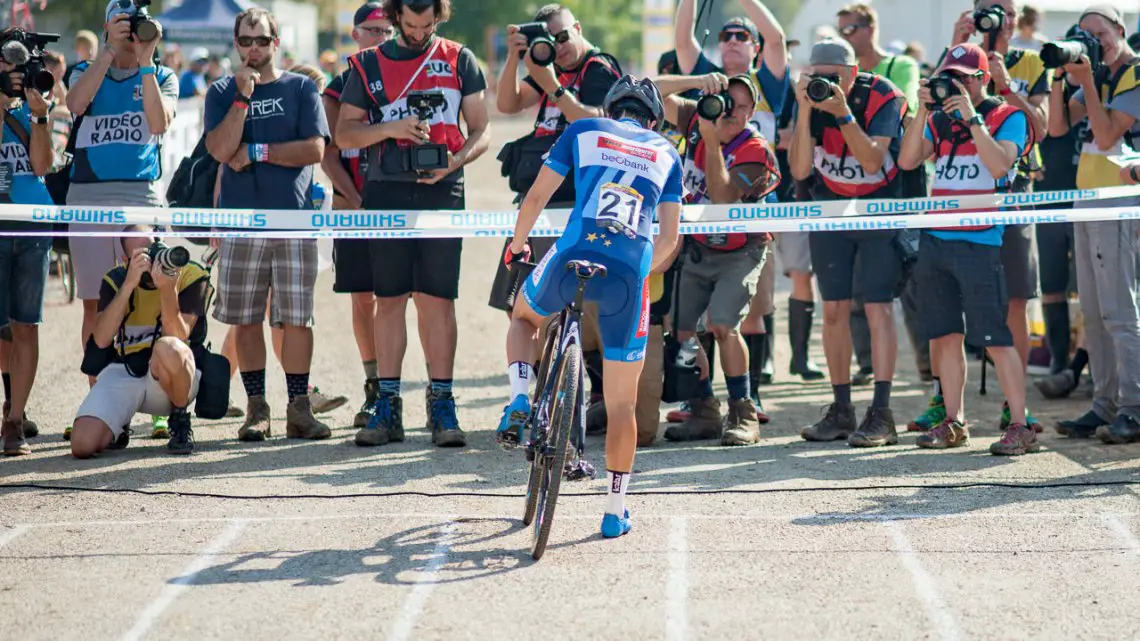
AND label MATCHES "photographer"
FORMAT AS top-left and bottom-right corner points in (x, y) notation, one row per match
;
(789, 39), (906, 448)
(1047, 6), (1140, 444)
(655, 73), (781, 447)
(70, 226), (209, 458)
(897, 43), (1035, 456)
(0, 28), (55, 456)
(65, 0), (178, 401)
(490, 3), (620, 315)
(336, 0), (491, 449)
